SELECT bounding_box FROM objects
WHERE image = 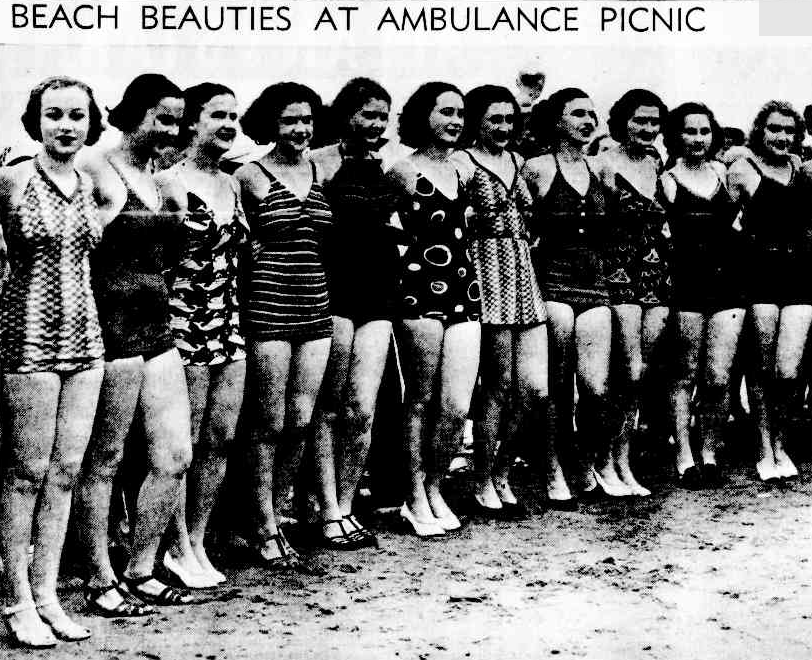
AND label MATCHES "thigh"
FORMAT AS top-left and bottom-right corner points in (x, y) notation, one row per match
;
(748, 304), (780, 373)
(575, 306), (613, 394)
(205, 360), (247, 438)
(287, 337), (332, 427)
(705, 308), (745, 385)
(346, 320), (393, 410)
(641, 305), (670, 362)
(2, 372), (61, 472)
(480, 327), (515, 393)
(397, 319), (445, 403)
(776, 304), (812, 379)
(248, 340), (292, 433)
(54, 368), (104, 463)
(185, 366), (211, 445)
(674, 311), (705, 380)
(612, 304), (643, 381)
(515, 324), (548, 397)
(439, 321), (481, 413)
(318, 316), (355, 412)
(546, 302), (576, 378)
